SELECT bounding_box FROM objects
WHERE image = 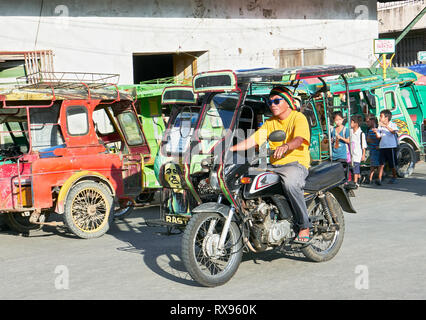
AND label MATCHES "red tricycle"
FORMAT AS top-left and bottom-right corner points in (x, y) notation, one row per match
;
(0, 72), (151, 238)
